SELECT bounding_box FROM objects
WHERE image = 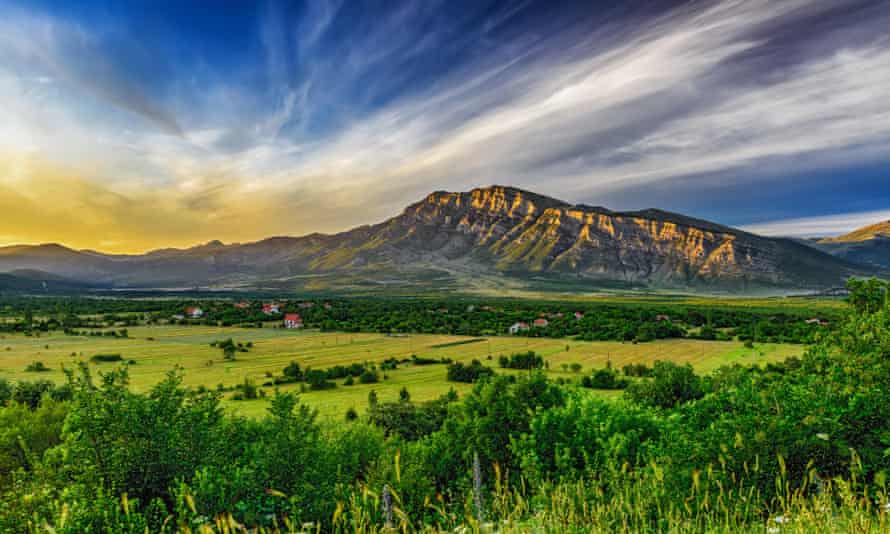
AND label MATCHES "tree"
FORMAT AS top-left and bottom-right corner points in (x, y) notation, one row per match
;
(846, 278), (890, 314)
(625, 361), (703, 409)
